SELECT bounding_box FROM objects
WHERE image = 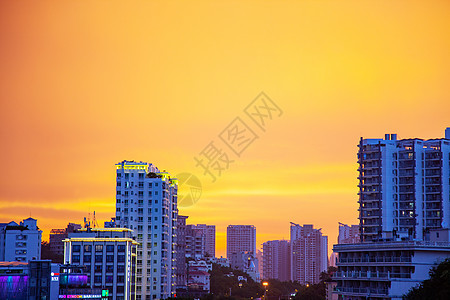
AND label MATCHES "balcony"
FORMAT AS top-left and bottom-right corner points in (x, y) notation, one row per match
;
(334, 286), (388, 297)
